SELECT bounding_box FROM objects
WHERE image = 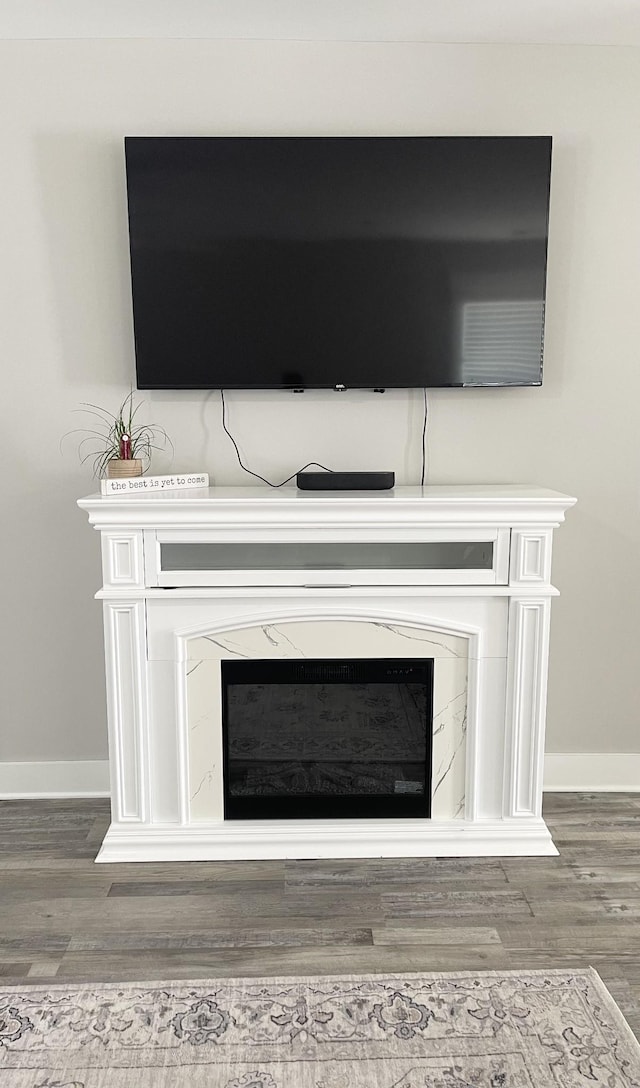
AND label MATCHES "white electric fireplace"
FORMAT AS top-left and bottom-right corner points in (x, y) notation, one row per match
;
(78, 484), (575, 862)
